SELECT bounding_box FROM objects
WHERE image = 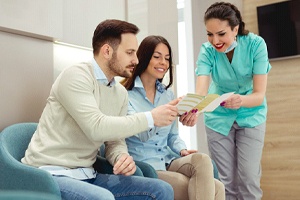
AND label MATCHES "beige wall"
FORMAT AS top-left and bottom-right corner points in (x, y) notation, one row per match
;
(243, 0), (300, 199)
(0, 32), (53, 131)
